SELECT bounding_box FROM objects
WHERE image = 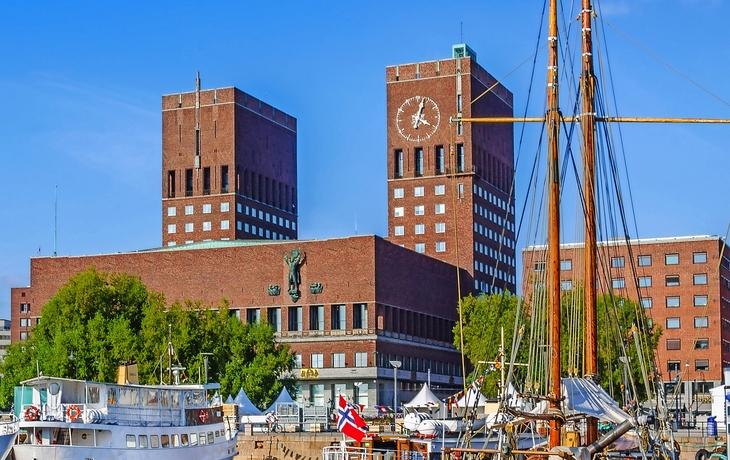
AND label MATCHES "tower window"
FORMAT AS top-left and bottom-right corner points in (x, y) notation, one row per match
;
(415, 148), (424, 176)
(203, 167), (211, 195)
(395, 150), (403, 178)
(167, 170), (176, 198)
(456, 144), (465, 172)
(435, 146), (445, 174)
(185, 169), (193, 196)
(221, 165), (229, 193)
